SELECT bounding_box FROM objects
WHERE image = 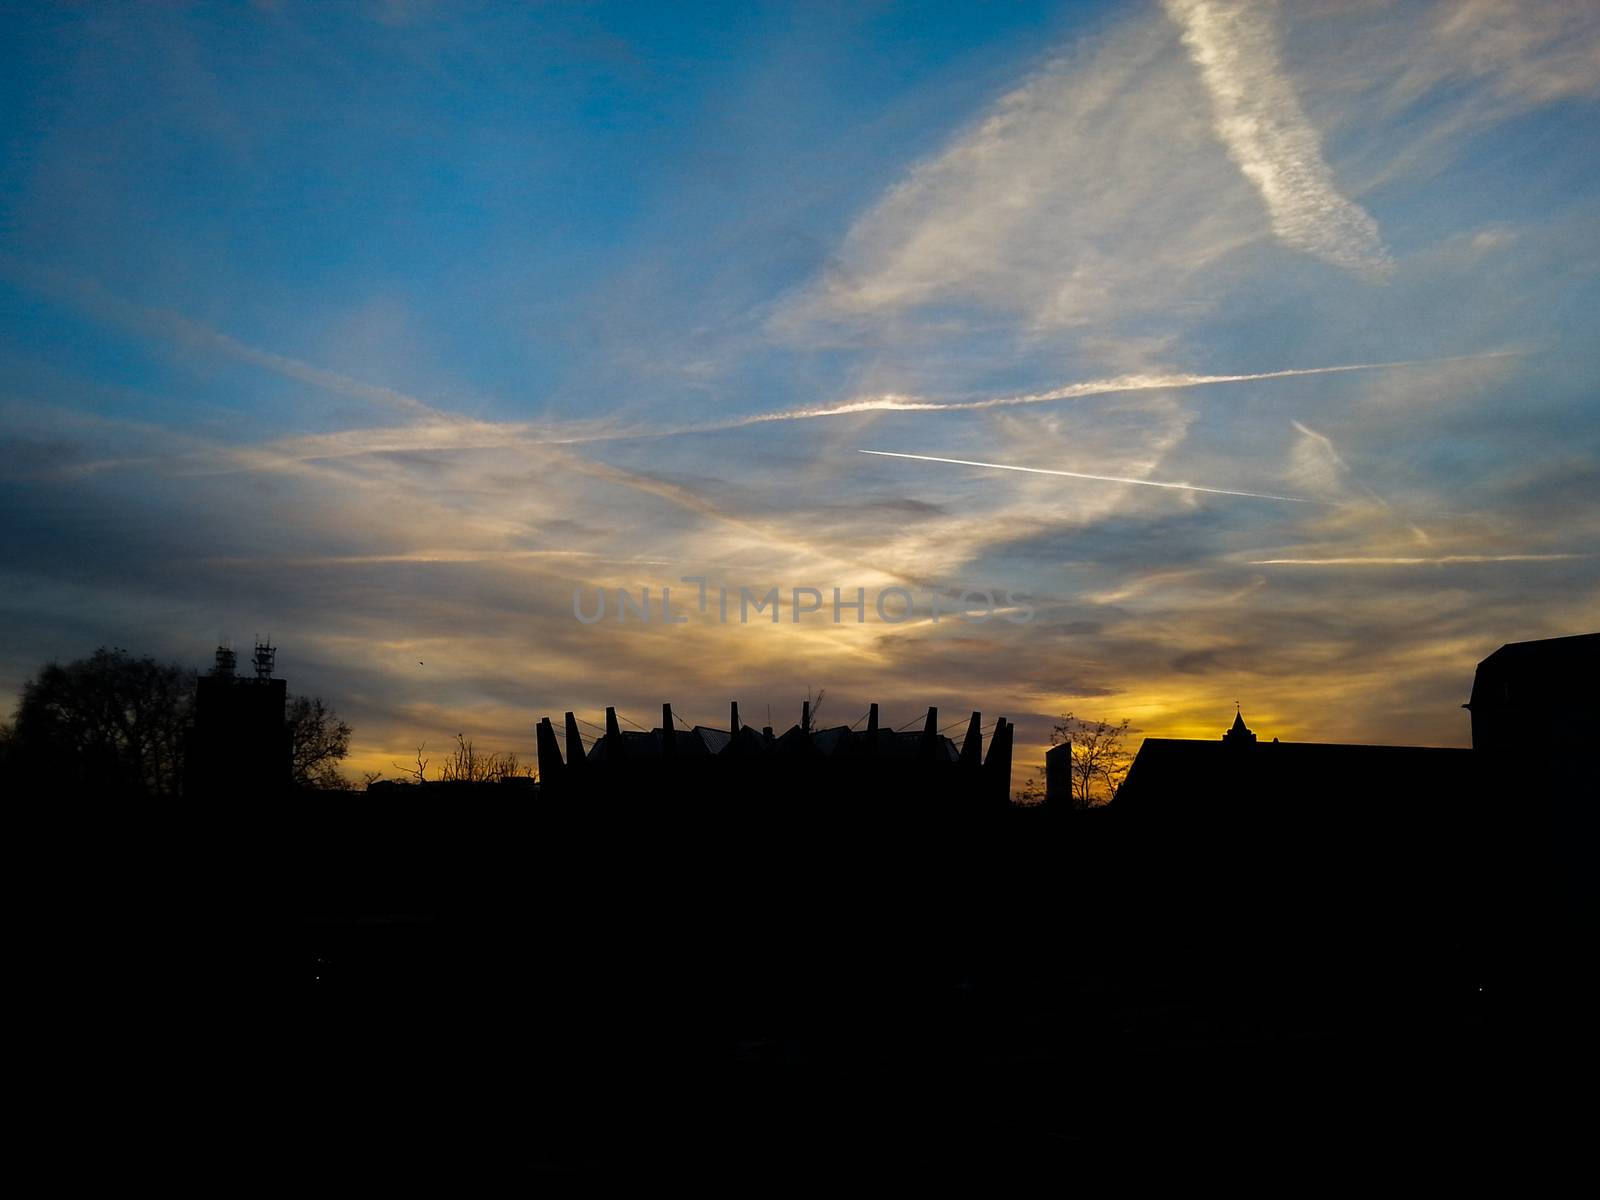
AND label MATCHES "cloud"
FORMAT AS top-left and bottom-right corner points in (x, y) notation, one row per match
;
(779, 11), (1267, 336)
(1249, 554), (1587, 566)
(1162, 0), (1392, 279)
(180, 353), (1509, 472)
(1285, 419), (1352, 497)
(0, 256), (442, 422)
(1407, 0), (1600, 109)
